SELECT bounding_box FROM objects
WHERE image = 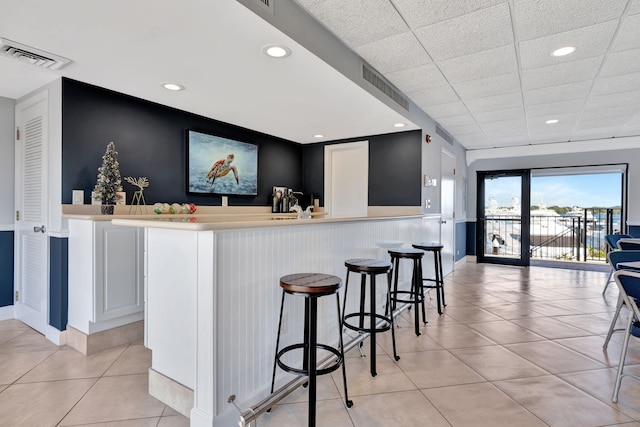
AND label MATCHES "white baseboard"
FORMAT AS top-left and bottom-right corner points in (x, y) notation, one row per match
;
(46, 325), (67, 346)
(0, 305), (14, 321)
